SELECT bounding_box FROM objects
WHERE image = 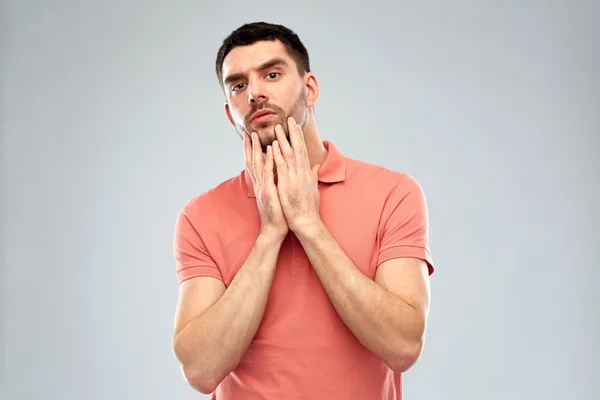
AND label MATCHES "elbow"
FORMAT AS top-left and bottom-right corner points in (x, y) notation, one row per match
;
(172, 340), (222, 394)
(181, 364), (220, 394)
(386, 337), (425, 373)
